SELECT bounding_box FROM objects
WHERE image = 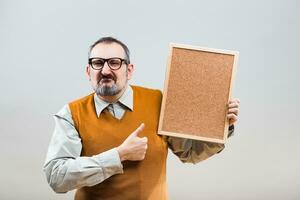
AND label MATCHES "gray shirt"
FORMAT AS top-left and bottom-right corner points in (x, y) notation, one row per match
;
(43, 85), (232, 193)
